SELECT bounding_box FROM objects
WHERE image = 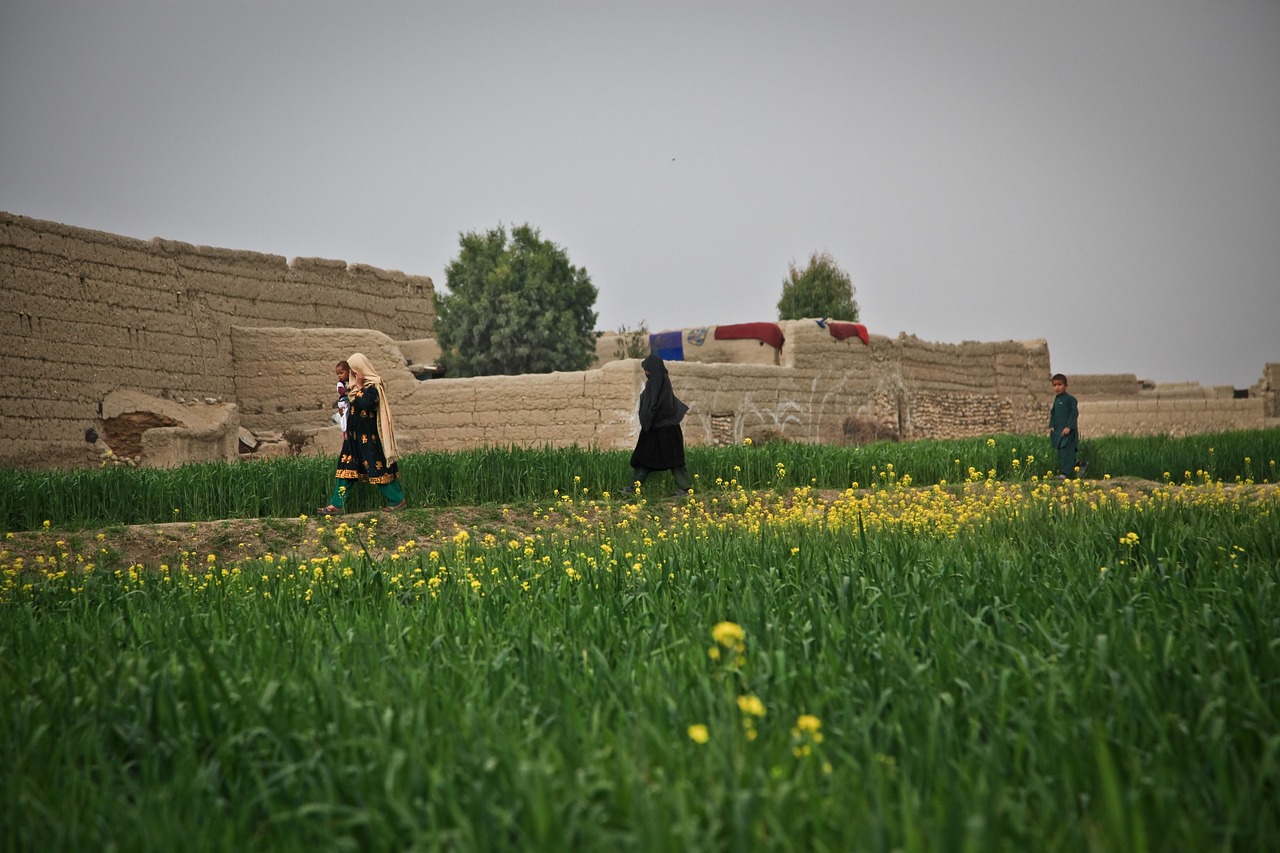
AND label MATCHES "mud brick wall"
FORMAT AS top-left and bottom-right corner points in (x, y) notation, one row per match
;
(1152, 382), (1236, 399)
(414, 365), (638, 449)
(1068, 374), (1140, 397)
(238, 325), (1274, 454)
(234, 321), (1060, 454)
(645, 325), (1053, 447)
(1077, 363), (1278, 436)
(1256, 364), (1280, 418)
(1, 212), (434, 468)
(231, 327), (413, 435)
(238, 330), (881, 451)
(7, 212), (1271, 470)
(670, 362), (859, 446)
(233, 327), (640, 452)
(1080, 397), (1268, 438)
(780, 322), (1052, 439)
